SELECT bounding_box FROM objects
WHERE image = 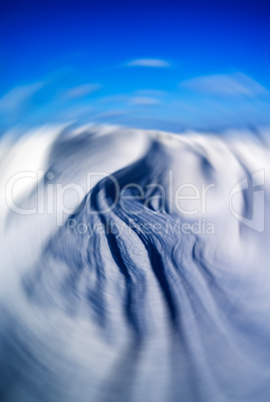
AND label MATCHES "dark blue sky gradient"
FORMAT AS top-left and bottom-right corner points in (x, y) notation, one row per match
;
(0, 0), (270, 130)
